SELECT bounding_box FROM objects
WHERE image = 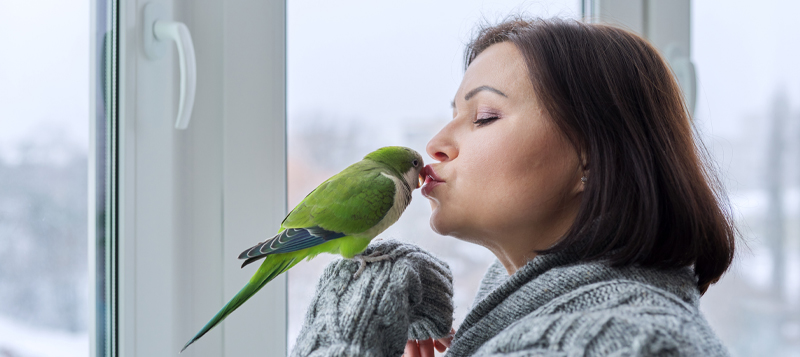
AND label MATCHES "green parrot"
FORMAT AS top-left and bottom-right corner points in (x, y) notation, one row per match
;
(181, 146), (425, 352)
